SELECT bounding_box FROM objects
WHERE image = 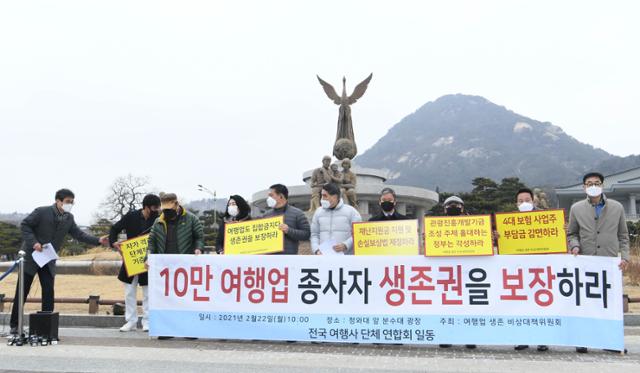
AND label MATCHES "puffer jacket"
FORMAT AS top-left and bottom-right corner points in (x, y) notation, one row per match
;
(147, 207), (204, 255)
(310, 199), (362, 255)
